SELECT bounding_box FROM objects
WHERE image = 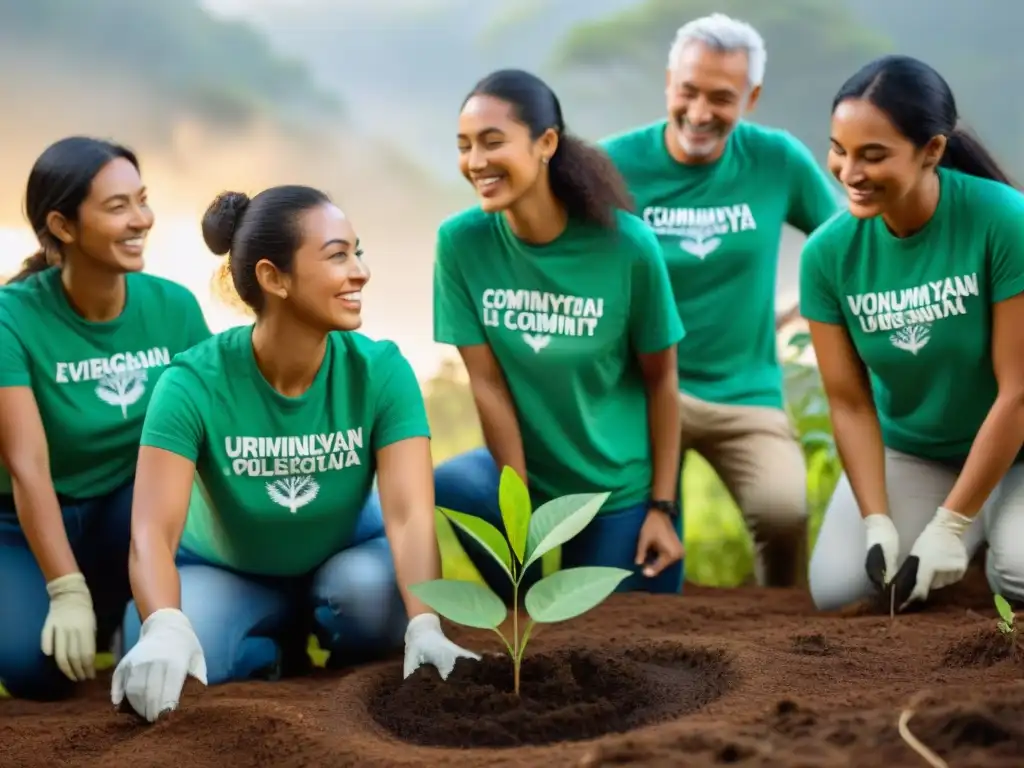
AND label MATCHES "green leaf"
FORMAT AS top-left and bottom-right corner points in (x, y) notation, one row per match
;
(995, 594), (1015, 623)
(524, 566), (632, 623)
(524, 491), (610, 570)
(438, 506), (513, 578)
(407, 579), (508, 630)
(498, 466), (531, 564)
